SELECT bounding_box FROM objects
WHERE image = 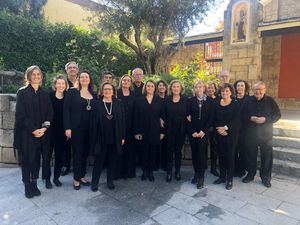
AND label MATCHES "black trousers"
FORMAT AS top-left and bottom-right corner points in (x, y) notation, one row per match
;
(71, 128), (90, 181)
(92, 144), (117, 185)
(20, 145), (42, 183)
(209, 131), (218, 170)
(166, 133), (185, 173)
(245, 137), (273, 181)
(190, 135), (208, 179)
(63, 139), (72, 169)
(217, 135), (236, 182)
(121, 140), (136, 178)
(53, 133), (67, 179)
(141, 143), (157, 173)
(234, 130), (247, 175)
